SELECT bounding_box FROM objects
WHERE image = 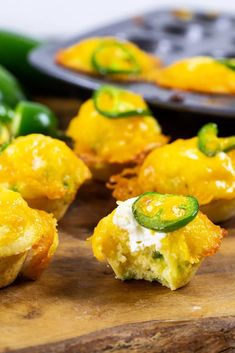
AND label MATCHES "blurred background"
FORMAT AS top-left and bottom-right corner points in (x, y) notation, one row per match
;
(0, 0), (234, 138)
(1, 0), (235, 38)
